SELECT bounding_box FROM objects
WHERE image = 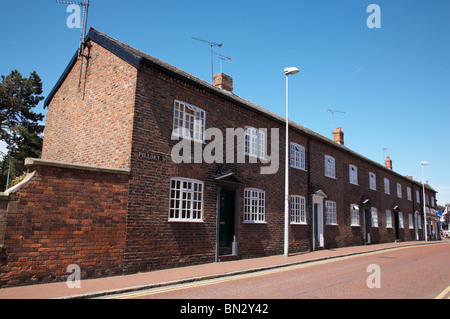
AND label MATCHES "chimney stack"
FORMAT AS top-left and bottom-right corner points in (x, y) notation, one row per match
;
(213, 73), (233, 92)
(385, 156), (393, 170)
(333, 127), (344, 145)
